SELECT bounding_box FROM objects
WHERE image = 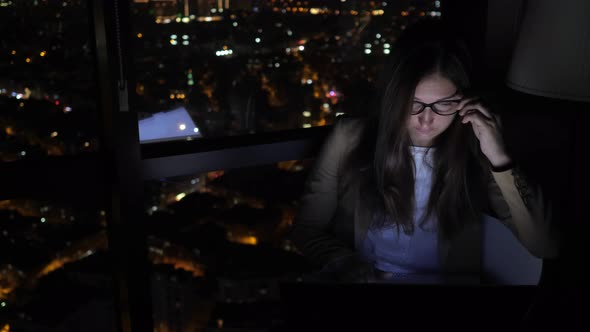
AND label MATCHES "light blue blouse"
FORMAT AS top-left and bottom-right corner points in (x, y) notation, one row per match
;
(360, 146), (441, 277)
